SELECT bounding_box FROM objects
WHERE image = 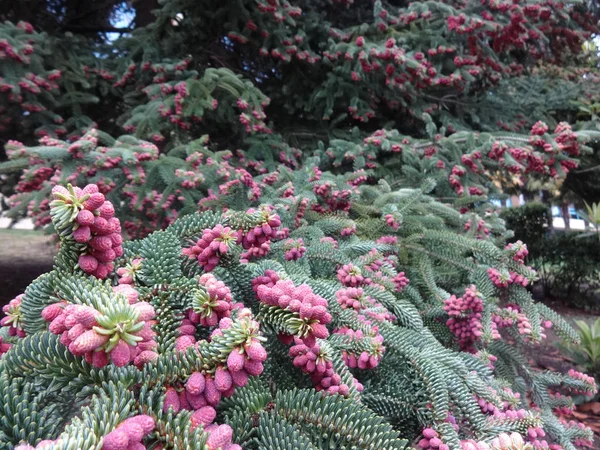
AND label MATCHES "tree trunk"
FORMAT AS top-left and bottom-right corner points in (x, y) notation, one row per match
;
(133, 0), (160, 28)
